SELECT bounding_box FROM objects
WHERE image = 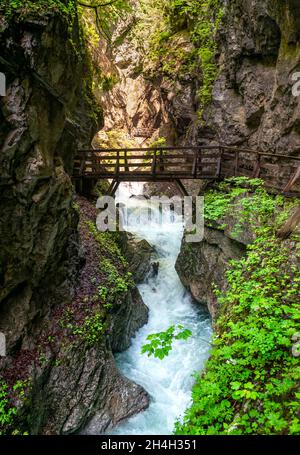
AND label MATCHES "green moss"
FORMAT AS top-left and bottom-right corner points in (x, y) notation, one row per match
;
(134, 1), (223, 115)
(72, 201), (80, 214)
(175, 179), (300, 435)
(1, 0), (76, 19)
(190, 0), (224, 115)
(58, 217), (134, 348)
(85, 220), (134, 305)
(92, 179), (111, 197)
(98, 73), (119, 92)
(149, 136), (168, 148)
